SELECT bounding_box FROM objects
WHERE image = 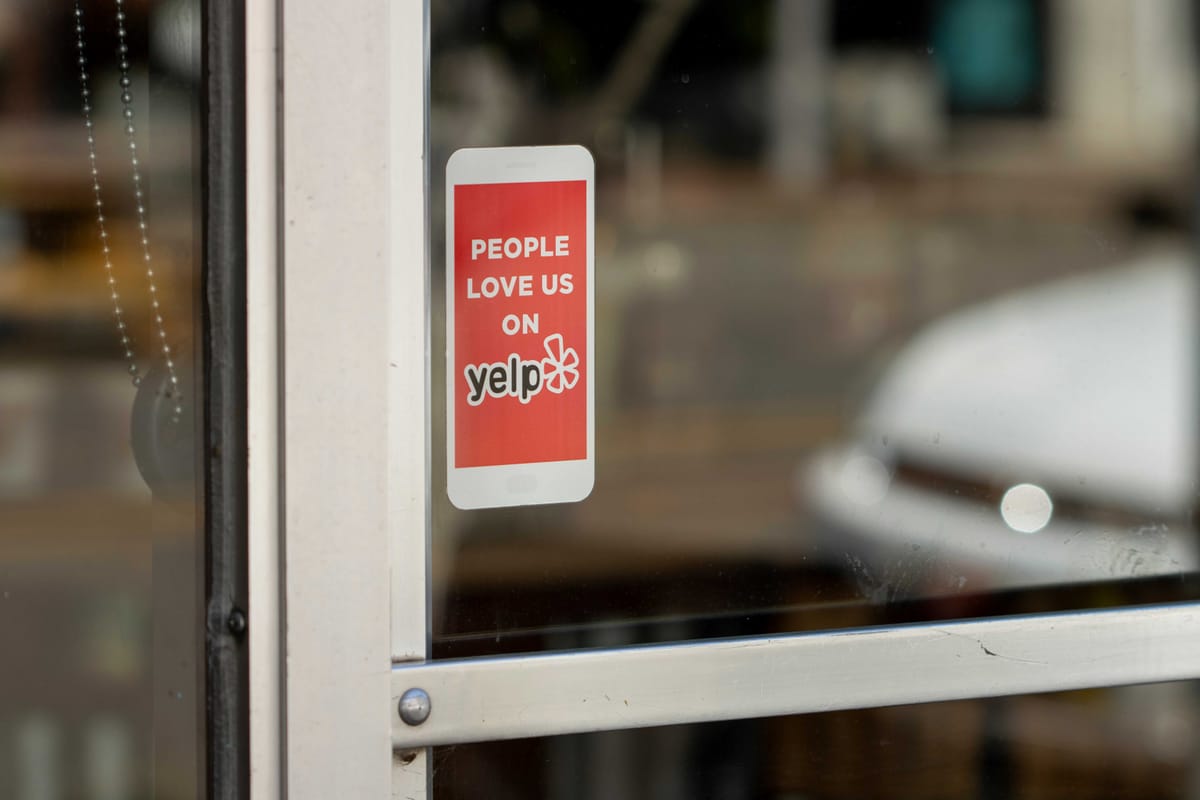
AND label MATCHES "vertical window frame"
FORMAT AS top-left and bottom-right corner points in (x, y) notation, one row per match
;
(203, 0), (250, 796)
